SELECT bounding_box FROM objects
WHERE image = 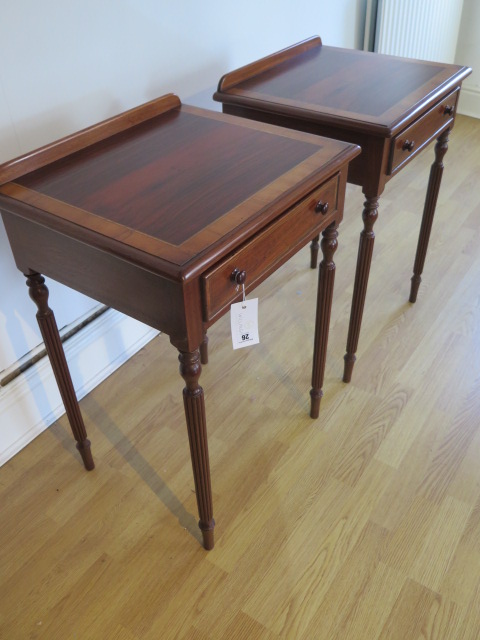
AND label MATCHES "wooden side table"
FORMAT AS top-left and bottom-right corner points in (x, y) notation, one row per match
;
(214, 37), (472, 382)
(0, 95), (359, 549)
